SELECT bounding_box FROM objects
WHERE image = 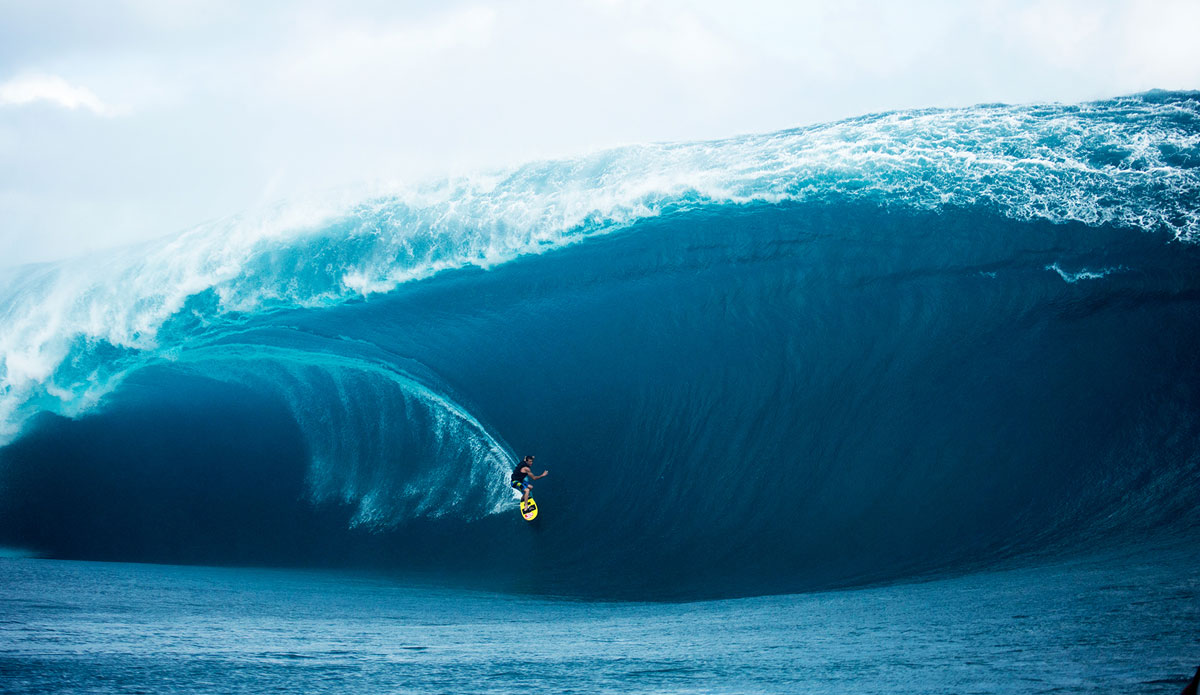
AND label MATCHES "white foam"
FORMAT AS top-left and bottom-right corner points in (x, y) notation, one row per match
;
(1045, 262), (1125, 283)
